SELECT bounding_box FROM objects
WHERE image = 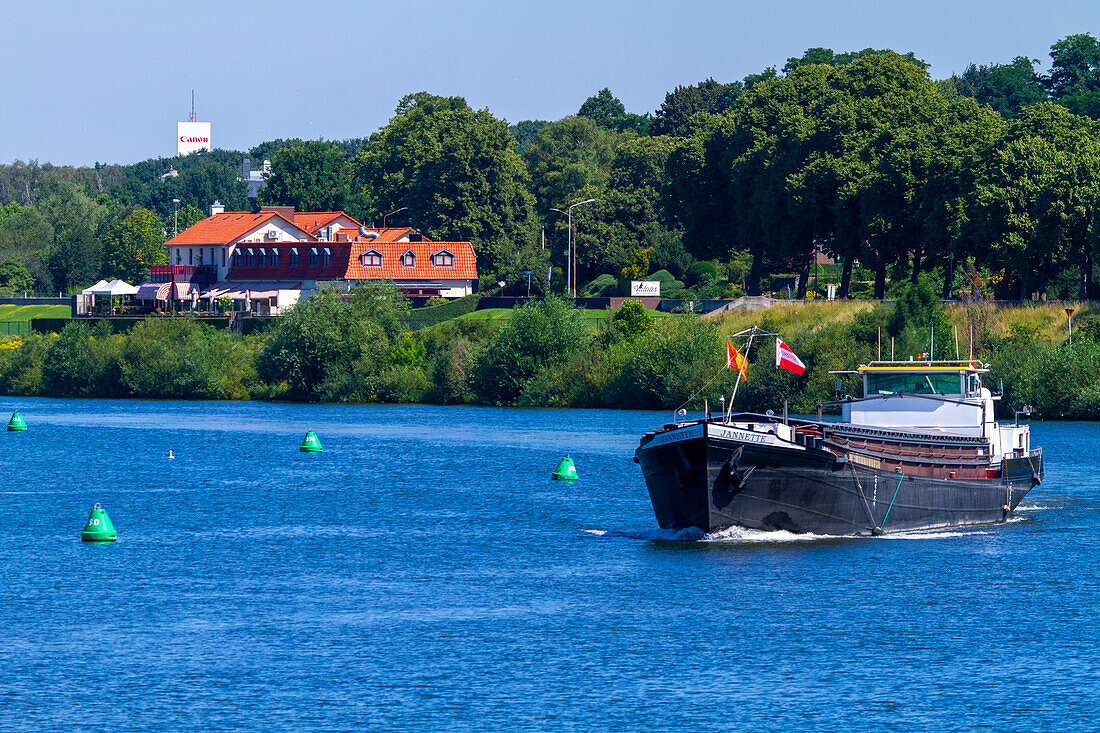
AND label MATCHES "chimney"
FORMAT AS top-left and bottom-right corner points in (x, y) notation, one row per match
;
(210, 200), (224, 216)
(260, 205), (296, 222)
